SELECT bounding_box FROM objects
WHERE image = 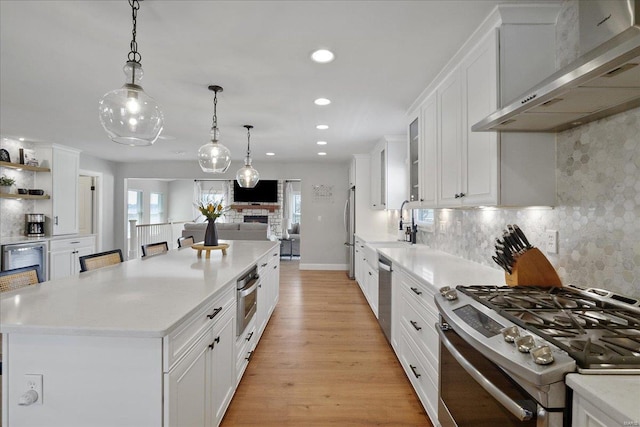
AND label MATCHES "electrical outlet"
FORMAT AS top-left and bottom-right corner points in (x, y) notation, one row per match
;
(25, 374), (43, 405)
(545, 230), (558, 254)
